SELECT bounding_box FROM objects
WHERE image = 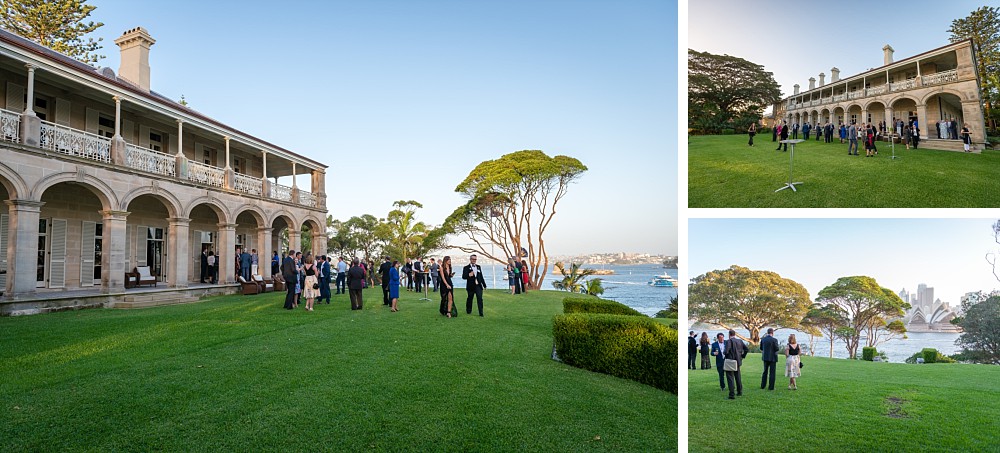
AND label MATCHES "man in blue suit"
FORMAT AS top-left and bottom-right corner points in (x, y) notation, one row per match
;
(711, 333), (726, 390)
(319, 255), (332, 303)
(760, 327), (780, 391)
